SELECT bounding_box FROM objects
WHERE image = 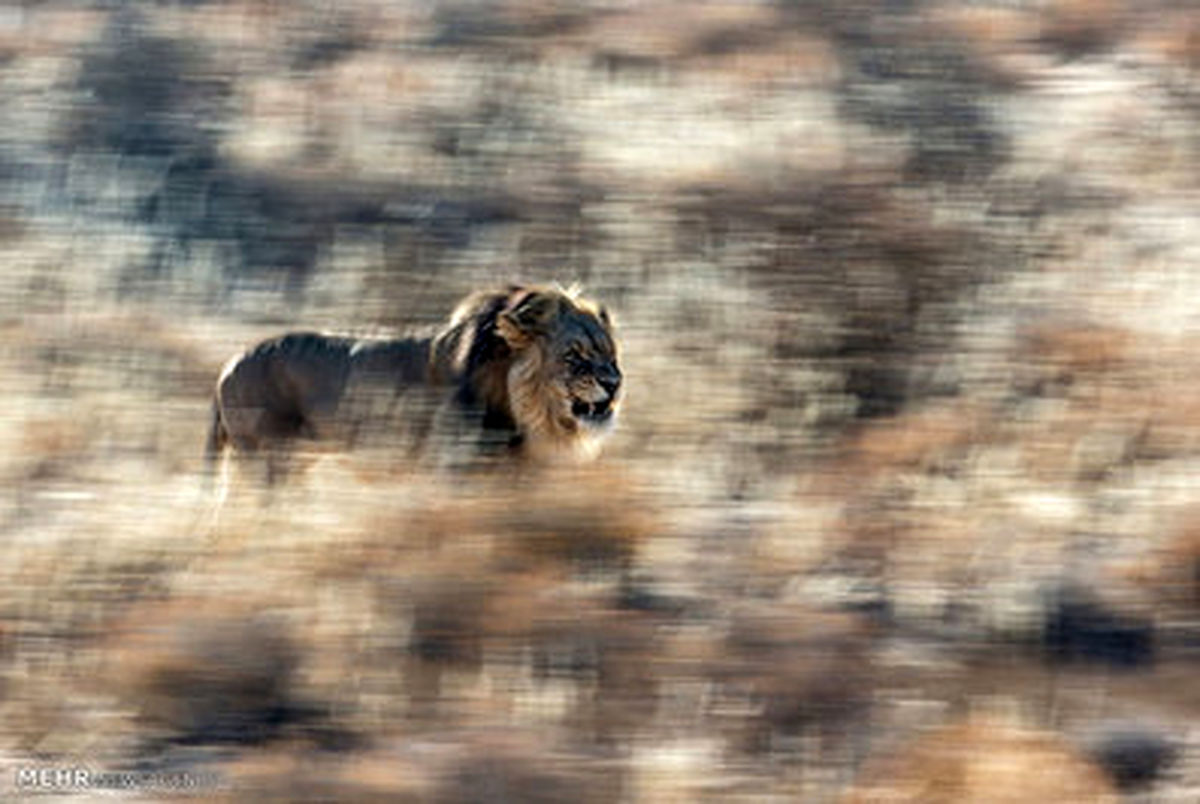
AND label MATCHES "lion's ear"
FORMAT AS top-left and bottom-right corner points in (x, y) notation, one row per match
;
(497, 290), (560, 345)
